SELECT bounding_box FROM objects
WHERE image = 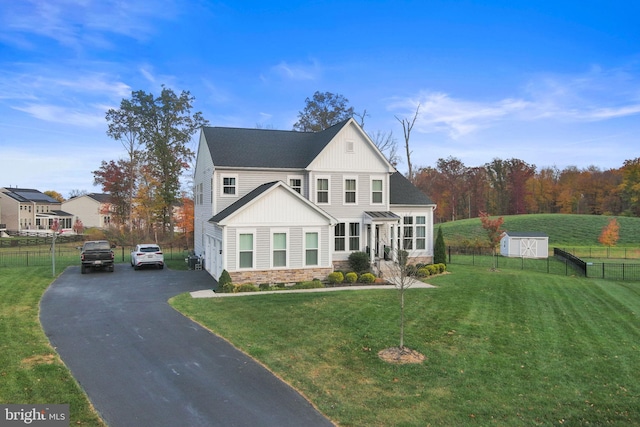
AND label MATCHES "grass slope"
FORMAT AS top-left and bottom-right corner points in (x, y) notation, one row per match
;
(437, 214), (640, 247)
(171, 265), (640, 426)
